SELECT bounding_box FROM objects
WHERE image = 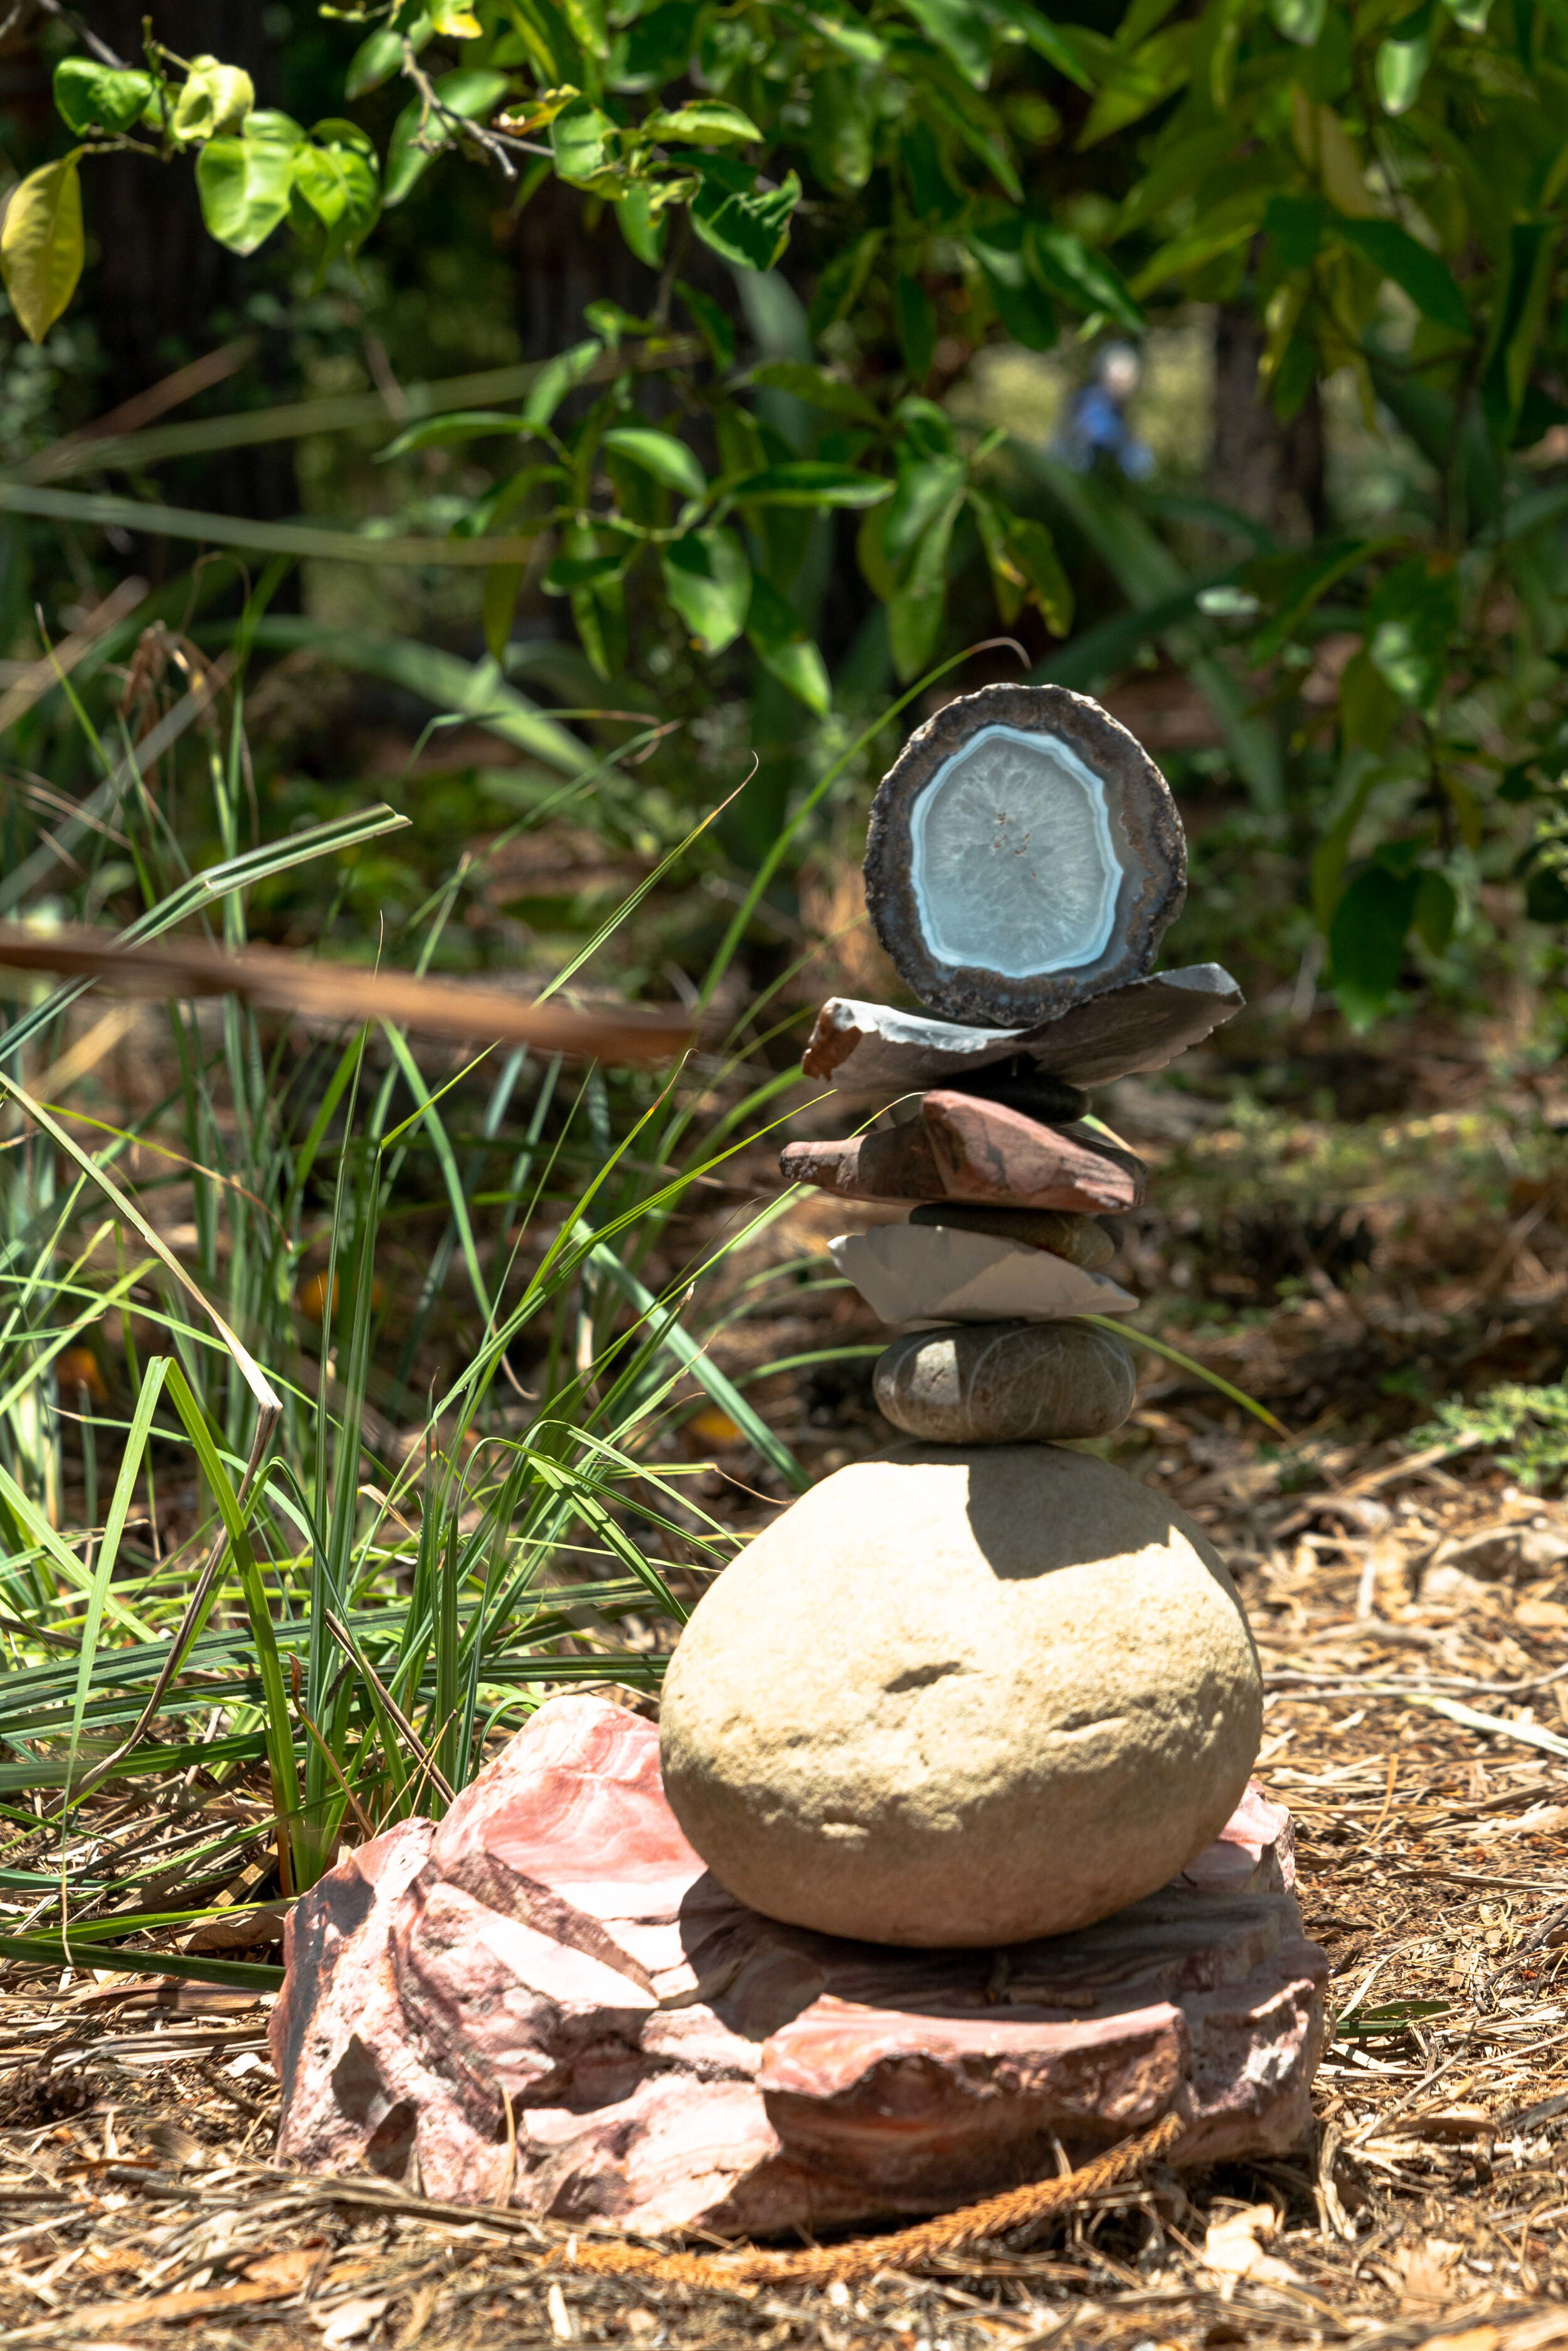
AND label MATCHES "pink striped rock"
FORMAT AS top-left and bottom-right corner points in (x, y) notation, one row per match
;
(271, 1697), (1327, 2236)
